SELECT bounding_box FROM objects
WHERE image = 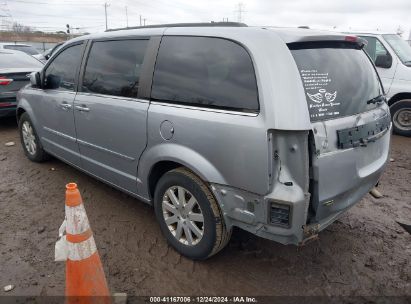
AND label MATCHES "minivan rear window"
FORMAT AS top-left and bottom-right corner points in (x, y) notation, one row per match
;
(4, 45), (40, 55)
(289, 42), (382, 122)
